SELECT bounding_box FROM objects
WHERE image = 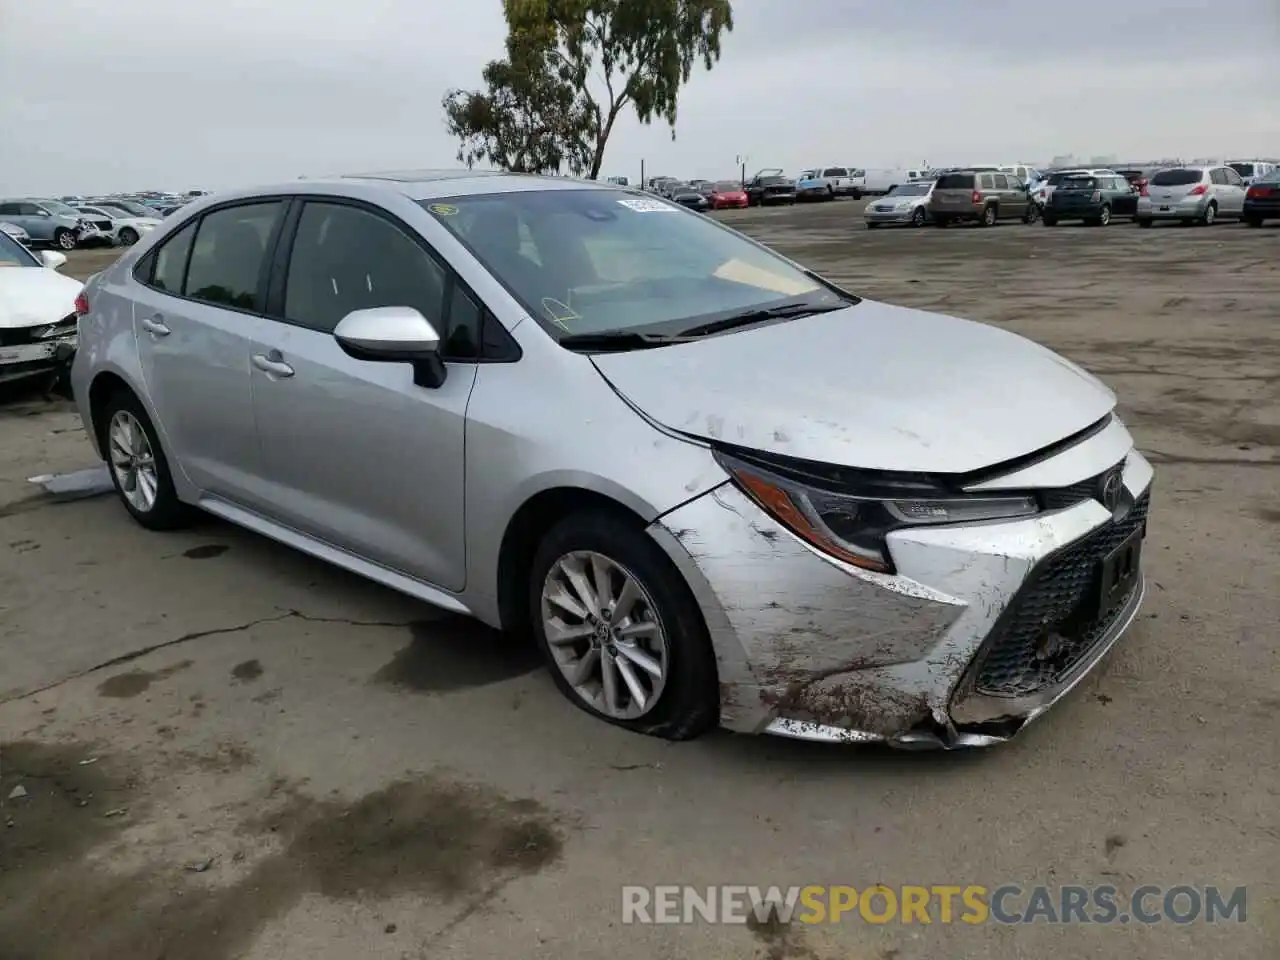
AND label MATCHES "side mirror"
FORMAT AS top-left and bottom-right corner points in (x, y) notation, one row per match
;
(40, 250), (68, 270)
(333, 306), (447, 388)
